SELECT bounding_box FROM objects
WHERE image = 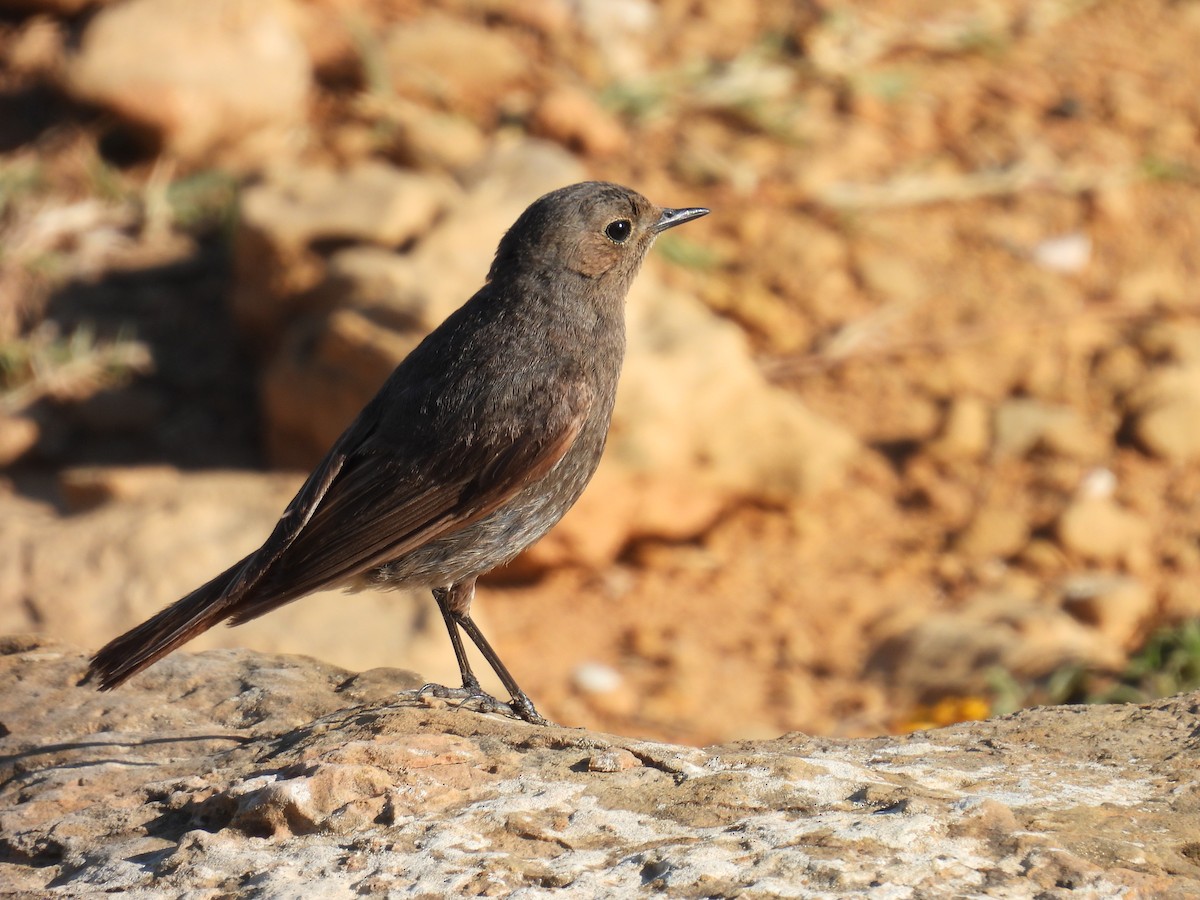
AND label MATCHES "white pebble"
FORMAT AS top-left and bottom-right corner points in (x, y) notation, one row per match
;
(572, 662), (623, 695)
